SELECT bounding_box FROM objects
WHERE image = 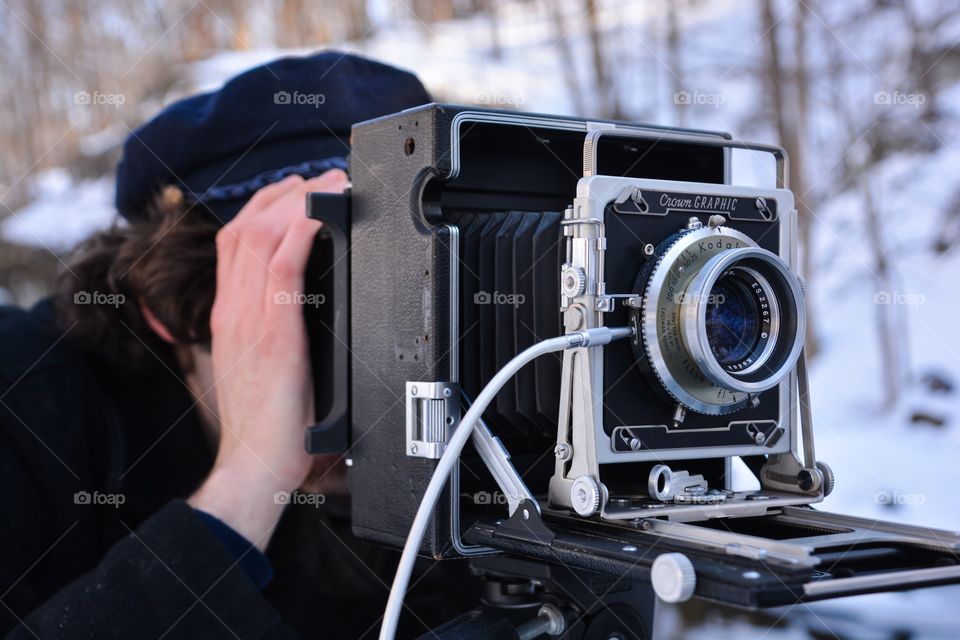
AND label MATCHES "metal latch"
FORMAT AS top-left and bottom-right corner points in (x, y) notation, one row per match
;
(405, 381), (459, 459)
